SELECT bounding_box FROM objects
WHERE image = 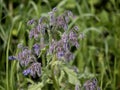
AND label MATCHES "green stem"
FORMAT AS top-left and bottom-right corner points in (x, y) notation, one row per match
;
(75, 0), (82, 15)
(10, 61), (16, 90)
(6, 17), (14, 90)
(6, 45), (9, 90)
(100, 59), (105, 90)
(113, 58), (116, 90)
(91, 58), (95, 74)
(51, 55), (59, 90)
(52, 66), (59, 90)
(90, 0), (94, 14)
(42, 55), (45, 67)
(6, 26), (12, 90)
(47, 29), (52, 44)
